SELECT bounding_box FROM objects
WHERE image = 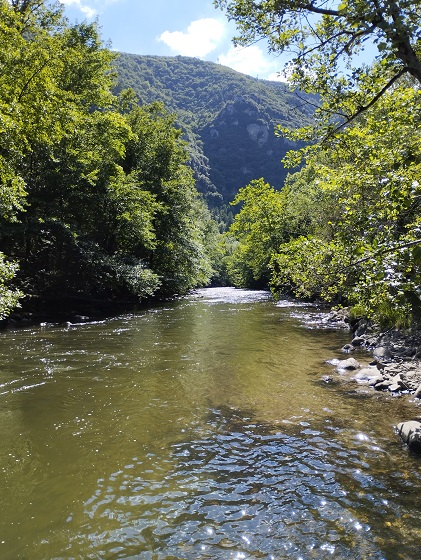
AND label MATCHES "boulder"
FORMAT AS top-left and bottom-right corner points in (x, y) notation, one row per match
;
(373, 379), (393, 390)
(351, 336), (365, 346)
(337, 357), (360, 371)
(397, 421), (421, 453)
(354, 319), (369, 337)
(373, 346), (392, 360)
(414, 383), (421, 399)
